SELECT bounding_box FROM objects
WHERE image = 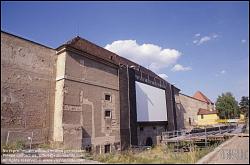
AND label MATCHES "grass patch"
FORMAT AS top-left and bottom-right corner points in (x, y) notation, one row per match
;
(1, 140), (26, 154)
(93, 144), (218, 164)
(37, 143), (52, 149)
